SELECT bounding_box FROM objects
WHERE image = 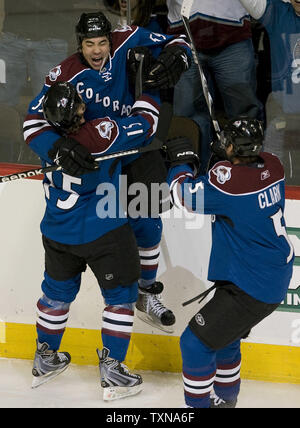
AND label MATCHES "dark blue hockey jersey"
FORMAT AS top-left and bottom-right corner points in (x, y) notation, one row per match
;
(168, 152), (294, 304)
(24, 94), (160, 245)
(24, 24), (190, 150)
